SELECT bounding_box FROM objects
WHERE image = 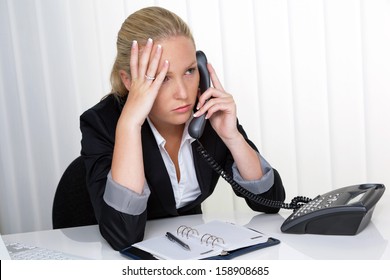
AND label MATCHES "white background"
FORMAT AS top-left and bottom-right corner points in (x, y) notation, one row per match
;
(0, 0), (389, 235)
